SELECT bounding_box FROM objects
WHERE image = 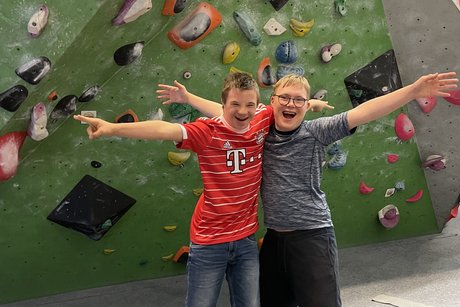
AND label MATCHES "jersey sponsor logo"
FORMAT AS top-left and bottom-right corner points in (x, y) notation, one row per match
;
(226, 148), (262, 174)
(223, 140), (232, 149)
(255, 130), (266, 144)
